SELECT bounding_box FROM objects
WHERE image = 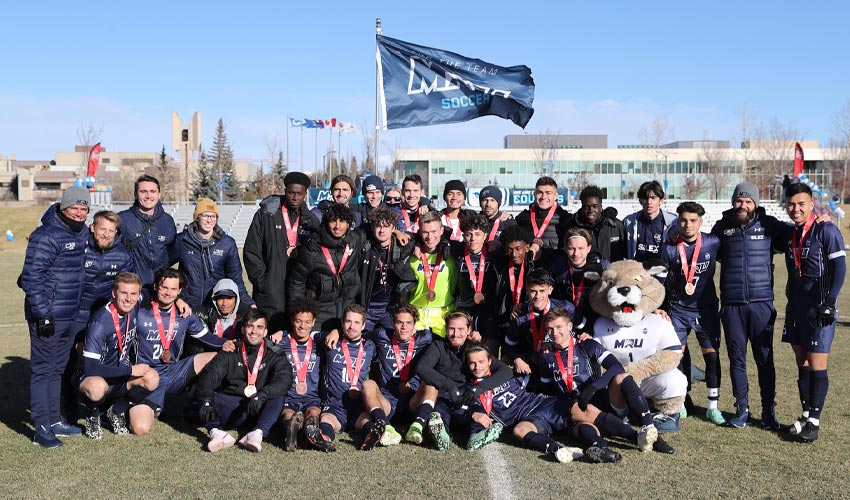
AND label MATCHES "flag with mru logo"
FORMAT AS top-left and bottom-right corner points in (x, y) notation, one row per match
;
(377, 35), (534, 130)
